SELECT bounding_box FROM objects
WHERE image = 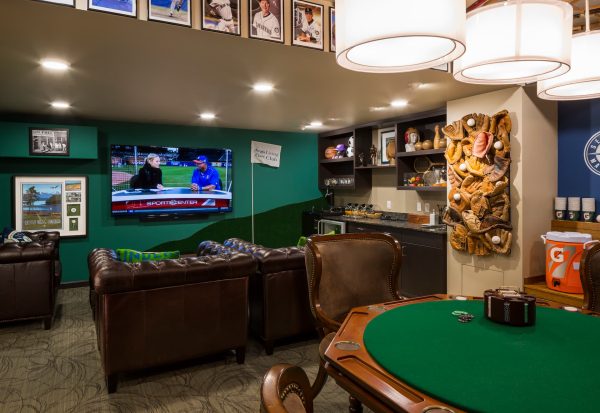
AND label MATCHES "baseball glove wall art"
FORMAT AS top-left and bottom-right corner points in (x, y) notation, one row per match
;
(443, 110), (513, 256)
